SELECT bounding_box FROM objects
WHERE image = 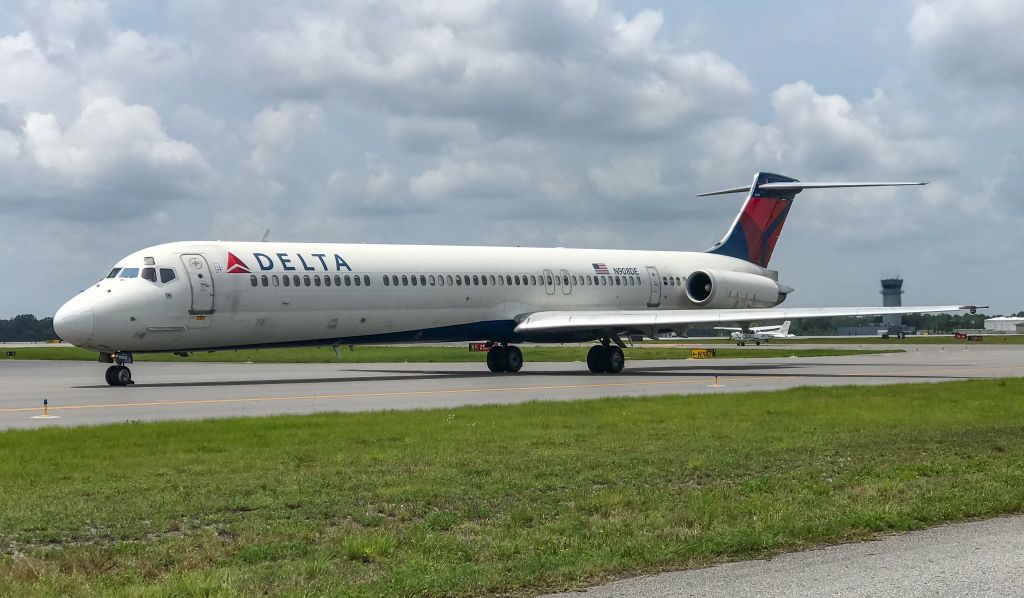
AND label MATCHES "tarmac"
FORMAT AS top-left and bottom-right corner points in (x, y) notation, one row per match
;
(543, 515), (1024, 598)
(2, 343), (1022, 430)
